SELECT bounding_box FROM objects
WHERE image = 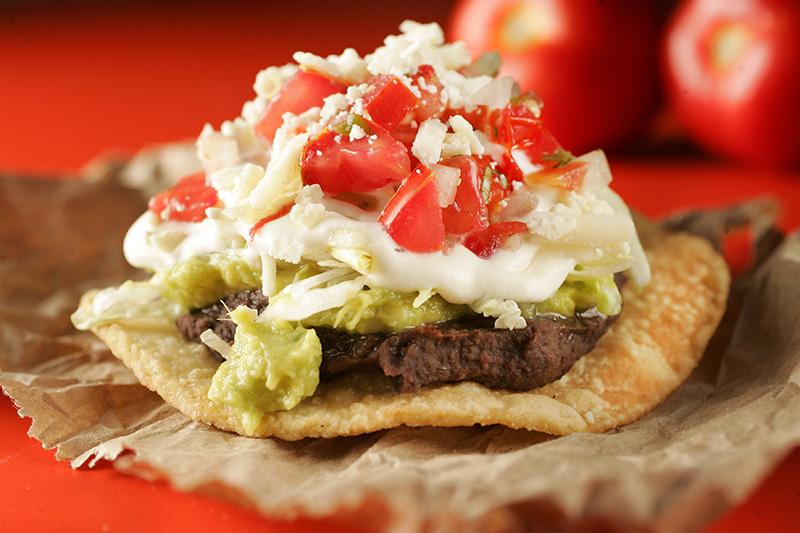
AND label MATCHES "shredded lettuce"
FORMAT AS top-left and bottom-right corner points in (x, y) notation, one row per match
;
(594, 187), (652, 290)
(261, 268), (367, 322)
(70, 280), (185, 330)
